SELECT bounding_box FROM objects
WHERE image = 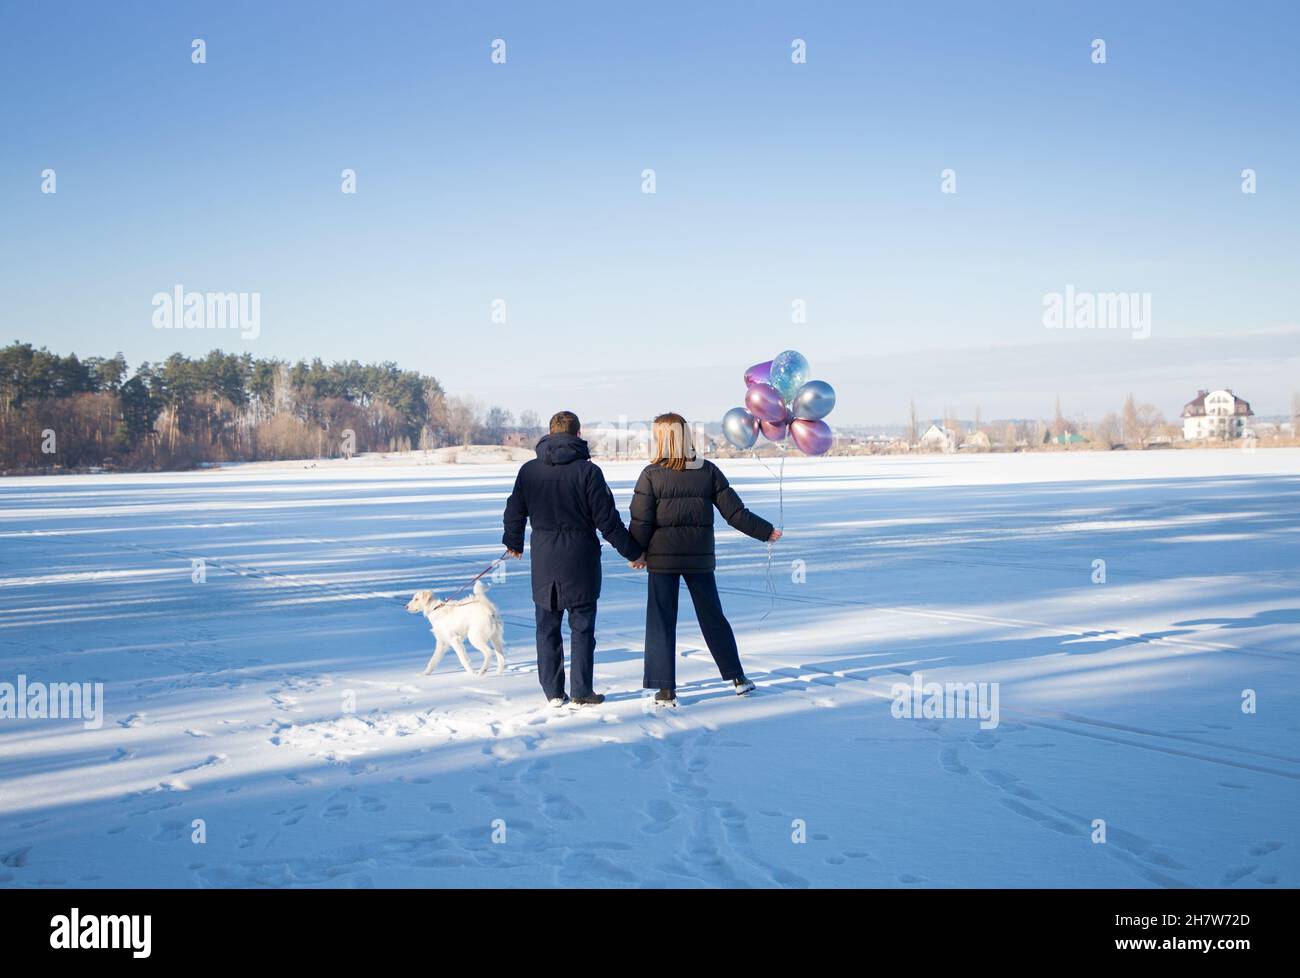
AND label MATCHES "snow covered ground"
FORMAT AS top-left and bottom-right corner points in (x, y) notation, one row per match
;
(1, 449), (1297, 888)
